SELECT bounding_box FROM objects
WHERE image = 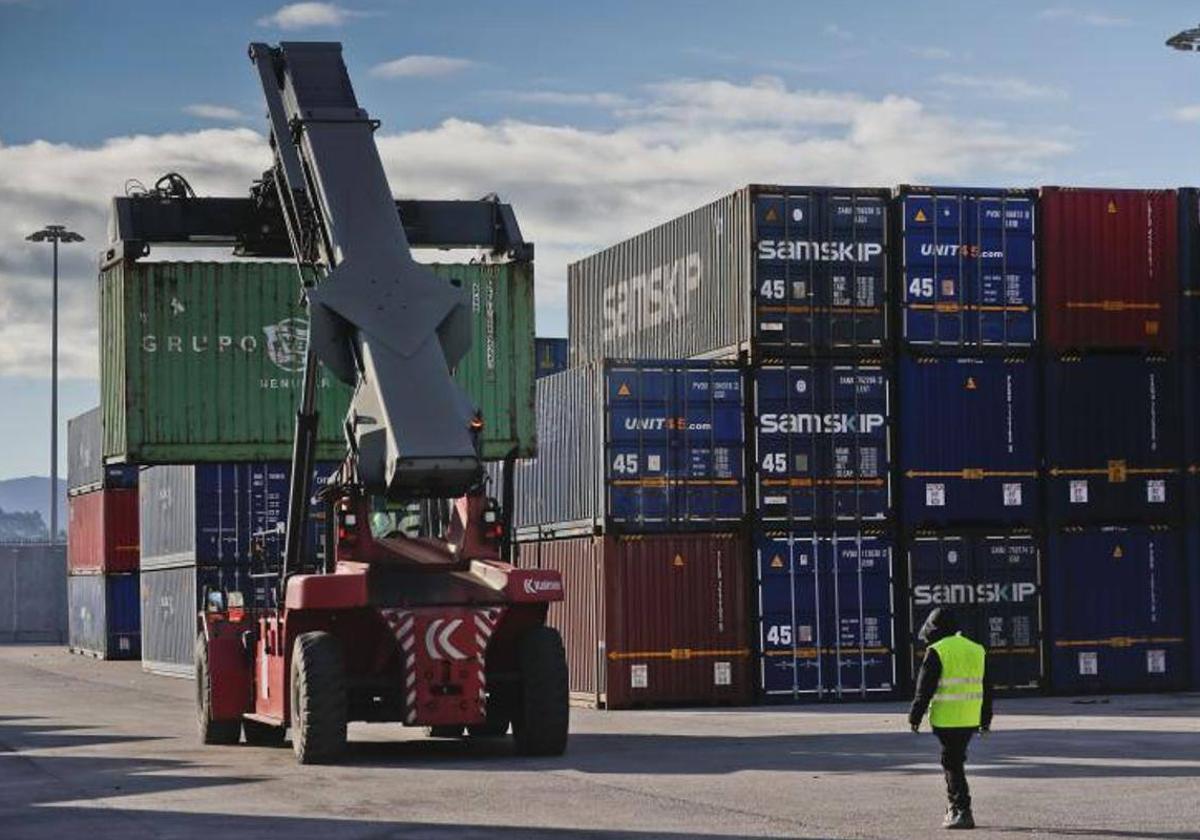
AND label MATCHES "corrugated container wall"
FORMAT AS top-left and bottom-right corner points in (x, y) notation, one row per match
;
(67, 489), (139, 574)
(67, 407), (136, 494)
(139, 462), (336, 571)
(534, 337), (569, 378)
(522, 532), (752, 709)
(755, 531), (896, 700)
(752, 362), (892, 523)
(102, 260), (535, 464)
(1046, 526), (1189, 693)
(1041, 188), (1178, 351)
(897, 187), (1037, 349)
(510, 361), (745, 536)
(0, 545), (66, 643)
(1179, 188), (1200, 350)
(907, 533), (1043, 691)
(67, 573), (140, 659)
(568, 185), (889, 364)
(899, 356), (1040, 527)
(1044, 355), (1182, 524)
